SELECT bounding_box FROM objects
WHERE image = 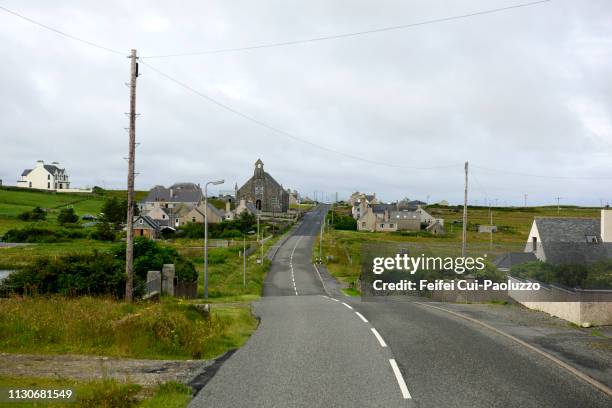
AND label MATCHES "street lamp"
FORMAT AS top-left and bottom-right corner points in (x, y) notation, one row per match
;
(204, 179), (224, 299)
